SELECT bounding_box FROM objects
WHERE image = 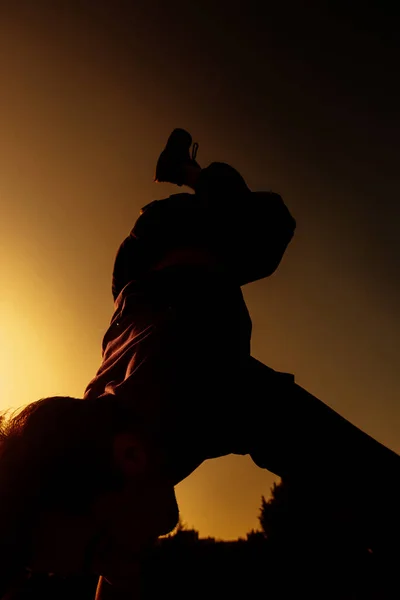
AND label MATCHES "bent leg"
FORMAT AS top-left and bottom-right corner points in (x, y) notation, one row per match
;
(244, 358), (399, 481)
(241, 357), (400, 553)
